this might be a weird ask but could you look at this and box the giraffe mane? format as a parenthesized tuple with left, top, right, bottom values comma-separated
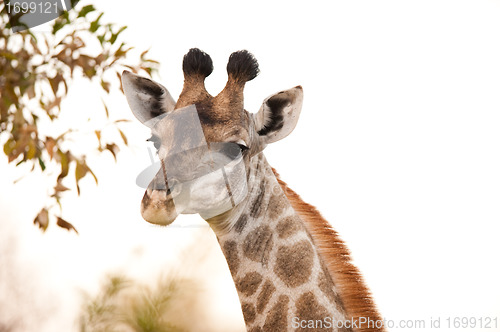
(272, 168, 385, 332)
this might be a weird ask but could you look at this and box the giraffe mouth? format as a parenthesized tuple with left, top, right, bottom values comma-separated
(140, 188, 179, 225)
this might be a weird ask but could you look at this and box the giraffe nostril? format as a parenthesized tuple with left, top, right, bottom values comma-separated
(166, 179, 178, 196)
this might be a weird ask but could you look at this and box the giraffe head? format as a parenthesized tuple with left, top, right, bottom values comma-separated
(122, 49, 303, 226)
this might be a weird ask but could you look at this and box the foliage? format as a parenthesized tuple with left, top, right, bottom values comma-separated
(0, 3, 159, 232)
(79, 274, 191, 332)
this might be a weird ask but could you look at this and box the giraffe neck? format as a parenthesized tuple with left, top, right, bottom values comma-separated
(209, 153, 351, 332)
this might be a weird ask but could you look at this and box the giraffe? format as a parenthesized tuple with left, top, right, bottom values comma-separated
(122, 48, 385, 332)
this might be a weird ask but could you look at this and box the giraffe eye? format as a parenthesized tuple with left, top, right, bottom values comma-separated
(220, 143, 241, 159)
(147, 135, 161, 150)
(237, 143, 249, 151)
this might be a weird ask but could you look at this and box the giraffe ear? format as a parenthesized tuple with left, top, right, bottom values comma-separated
(254, 86, 303, 144)
(122, 71, 176, 127)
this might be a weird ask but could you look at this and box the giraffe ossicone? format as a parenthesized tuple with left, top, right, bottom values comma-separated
(122, 48, 385, 331)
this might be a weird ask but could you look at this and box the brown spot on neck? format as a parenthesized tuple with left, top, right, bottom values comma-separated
(295, 292, 348, 332)
(241, 302, 257, 324)
(249, 178, 267, 218)
(263, 295, 289, 331)
(221, 241, 239, 275)
(242, 225, 273, 266)
(267, 185, 287, 219)
(276, 215, 303, 239)
(256, 279, 275, 314)
(234, 213, 248, 233)
(274, 240, 314, 288)
(236, 272, 263, 297)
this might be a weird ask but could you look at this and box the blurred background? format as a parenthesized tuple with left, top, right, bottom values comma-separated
(1, 0, 499, 331)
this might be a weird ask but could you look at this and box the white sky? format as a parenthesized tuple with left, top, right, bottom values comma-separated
(1, 0, 500, 331)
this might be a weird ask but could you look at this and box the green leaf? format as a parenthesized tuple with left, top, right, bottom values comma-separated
(26, 140, 37, 160)
(109, 34, 118, 45)
(75, 159, 98, 195)
(75, 160, 88, 195)
(56, 149, 70, 182)
(97, 34, 106, 45)
(3, 138, 15, 155)
(109, 26, 127, 45)
(144, 59, 160, 64)
(52, 21, 64, 34)
(116, 26, 127, 36)
(52, 13, 70, 34)
(38, 157, 46, 171)
(140, 49, 150, 59)
(100, 79, 110, 93)
(77, 5, 96, 18)
(84, 67, 97, 78)
(114, 42, 133, 58)
(89, 12, 104, 32)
